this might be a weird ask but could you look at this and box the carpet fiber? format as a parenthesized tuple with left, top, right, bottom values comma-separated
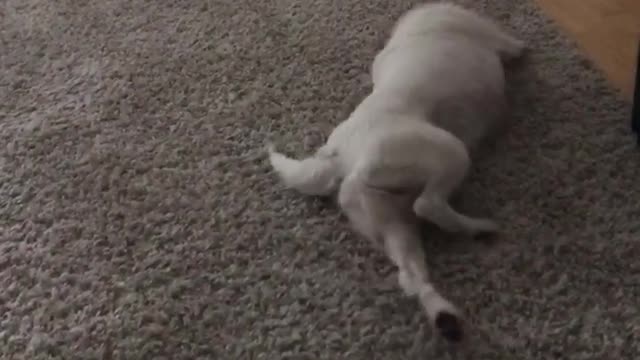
(1, 0, 638, 359)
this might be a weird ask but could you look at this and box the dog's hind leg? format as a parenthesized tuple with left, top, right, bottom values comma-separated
(337, 175, 464, 342)
(353, 124, 499, 236)
(268, 144, 341, 196)
(414, 190, 499, 236)
(384, 223, 465, 342)
(410, 142, 499, 236)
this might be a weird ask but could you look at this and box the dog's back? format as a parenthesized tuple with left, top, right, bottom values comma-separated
(370, 2, 522, 149)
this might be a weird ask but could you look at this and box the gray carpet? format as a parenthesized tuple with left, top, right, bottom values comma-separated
(1, 0, 638, 359)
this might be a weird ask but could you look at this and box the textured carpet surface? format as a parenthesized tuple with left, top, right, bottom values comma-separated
(1, 0, 638, 359)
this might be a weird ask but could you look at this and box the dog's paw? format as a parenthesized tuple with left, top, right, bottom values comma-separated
(435, 311, 464, 343)
(509, 39, 526, 57)
(265, 142, 277, 155)
(470, 218, 499, 236)
(501, 38, 527, 63)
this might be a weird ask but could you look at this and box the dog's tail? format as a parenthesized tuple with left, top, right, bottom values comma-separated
(267, 144, 341, 196)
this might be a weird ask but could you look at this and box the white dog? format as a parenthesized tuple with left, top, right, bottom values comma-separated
(268, 2, 524, 342)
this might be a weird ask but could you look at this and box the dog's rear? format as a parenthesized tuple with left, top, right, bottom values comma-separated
(267, 2, 524, 343)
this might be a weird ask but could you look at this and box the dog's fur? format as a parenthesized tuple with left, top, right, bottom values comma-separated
(268, 2, 524, 342)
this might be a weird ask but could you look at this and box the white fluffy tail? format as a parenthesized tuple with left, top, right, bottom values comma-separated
(267, 145, 341, 196)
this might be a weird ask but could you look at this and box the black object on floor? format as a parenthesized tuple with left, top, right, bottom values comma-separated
(633, 39, 640, 145)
